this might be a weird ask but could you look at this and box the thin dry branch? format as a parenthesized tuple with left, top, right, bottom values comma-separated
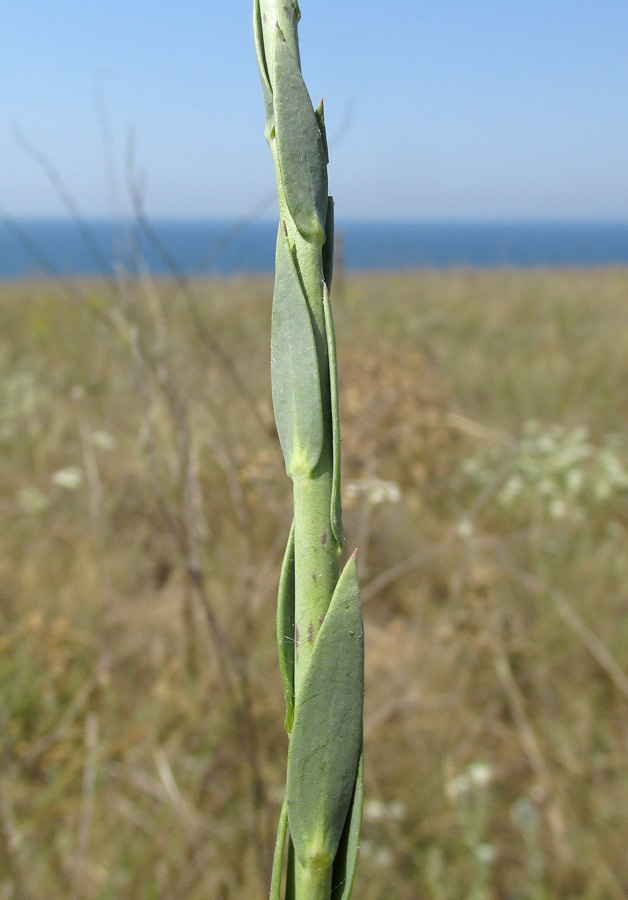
(497, 547, 628, 701)
(490, 616, 571, 864)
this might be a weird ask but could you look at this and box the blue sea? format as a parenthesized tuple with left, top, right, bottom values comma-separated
(1, 218, 628, 280)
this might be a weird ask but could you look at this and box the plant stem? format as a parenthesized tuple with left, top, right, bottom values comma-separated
(254, 4, 364, 897)
(293, 855, 333, 900)
(293, 469, 340, 691)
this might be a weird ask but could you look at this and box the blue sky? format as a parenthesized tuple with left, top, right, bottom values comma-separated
(1, 0, 627, 221)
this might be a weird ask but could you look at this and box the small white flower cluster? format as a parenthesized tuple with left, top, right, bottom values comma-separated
(462, 421, 628, 520)
(361, 798, 406, 870)
(89, 430, 116, 450)
(17, 431, 114, 514)
(474, 842, 497, 865)
(359, 840, 394, 869)
(363, 798, 406, 824)
(345, 478, 402, 506)
(51, 466, 84, 490)
(17, 467, 85, 513)
(445, 762, 494, 800)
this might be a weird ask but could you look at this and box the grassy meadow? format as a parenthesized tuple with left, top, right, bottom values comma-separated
(1, 266, 628, 898)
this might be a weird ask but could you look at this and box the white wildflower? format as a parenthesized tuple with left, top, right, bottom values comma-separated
(457, 519, 474, 539)
(498, 474, 524, 505)
(89, 430, 115, 450)
(364, 798, 406, 823)
(373, 847, 393, 869)
(536, 432, 557, 454)
(467, 762, 493, 788)
(363, 799, 386, 823)
(445, 773, 470, 800)
(345, 478, 401, 506)
(475, 843, 496, 865)
(565, 468, 584, 495)
(388, 801, 406, 821)
(549, 499, 566, 519)
(51, 466, 83, 490)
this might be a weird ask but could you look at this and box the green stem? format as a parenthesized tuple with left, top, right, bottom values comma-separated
(287, 221, 340, 699)
(254, 4, 364, 898)
(293, 854, 333, 900)
(292, 464, 340, 696)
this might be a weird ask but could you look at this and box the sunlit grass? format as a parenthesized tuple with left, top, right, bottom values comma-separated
(1, 268, 628, 898)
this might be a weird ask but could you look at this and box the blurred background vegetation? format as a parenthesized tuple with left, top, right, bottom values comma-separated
(1, 266, 628, 899)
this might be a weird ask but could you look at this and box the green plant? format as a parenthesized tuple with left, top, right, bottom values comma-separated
(253, 2, 364, 898)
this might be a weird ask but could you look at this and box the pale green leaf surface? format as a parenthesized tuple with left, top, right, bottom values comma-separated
(322, 280, 344, 547)
(322, 196, 334, 293)
(252, 0, 275, 136)
(277, 521, 296, 733)
(273, 31, 328, 244)
(286, 554, 363, 866)
(315, 98, 329, 165)
(285, 837, 296, 900)
(331, 751, 364, 900)
(271, 225, 324, 477)
(270, 799, 289, 900)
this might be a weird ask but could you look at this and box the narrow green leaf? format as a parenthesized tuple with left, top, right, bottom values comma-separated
(273, 30, 328, 244)
(252, 0, 275, 138)
(285, 836, 296, 900)
(271, 224, 324, 478)
(277, 521, 296, 733)
(270, 799, 289, 900)
(322, 280, 344, 547)
(315, 98, 329, 165)
(331, 751, 364, 900)
(286, 553, 364, 867)
(322, 195, 334, 293)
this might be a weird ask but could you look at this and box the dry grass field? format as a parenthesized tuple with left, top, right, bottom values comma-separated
(1, 267, 628, 899)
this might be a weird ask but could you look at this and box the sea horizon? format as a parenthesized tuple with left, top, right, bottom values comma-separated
(2, 217, 628, 281)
